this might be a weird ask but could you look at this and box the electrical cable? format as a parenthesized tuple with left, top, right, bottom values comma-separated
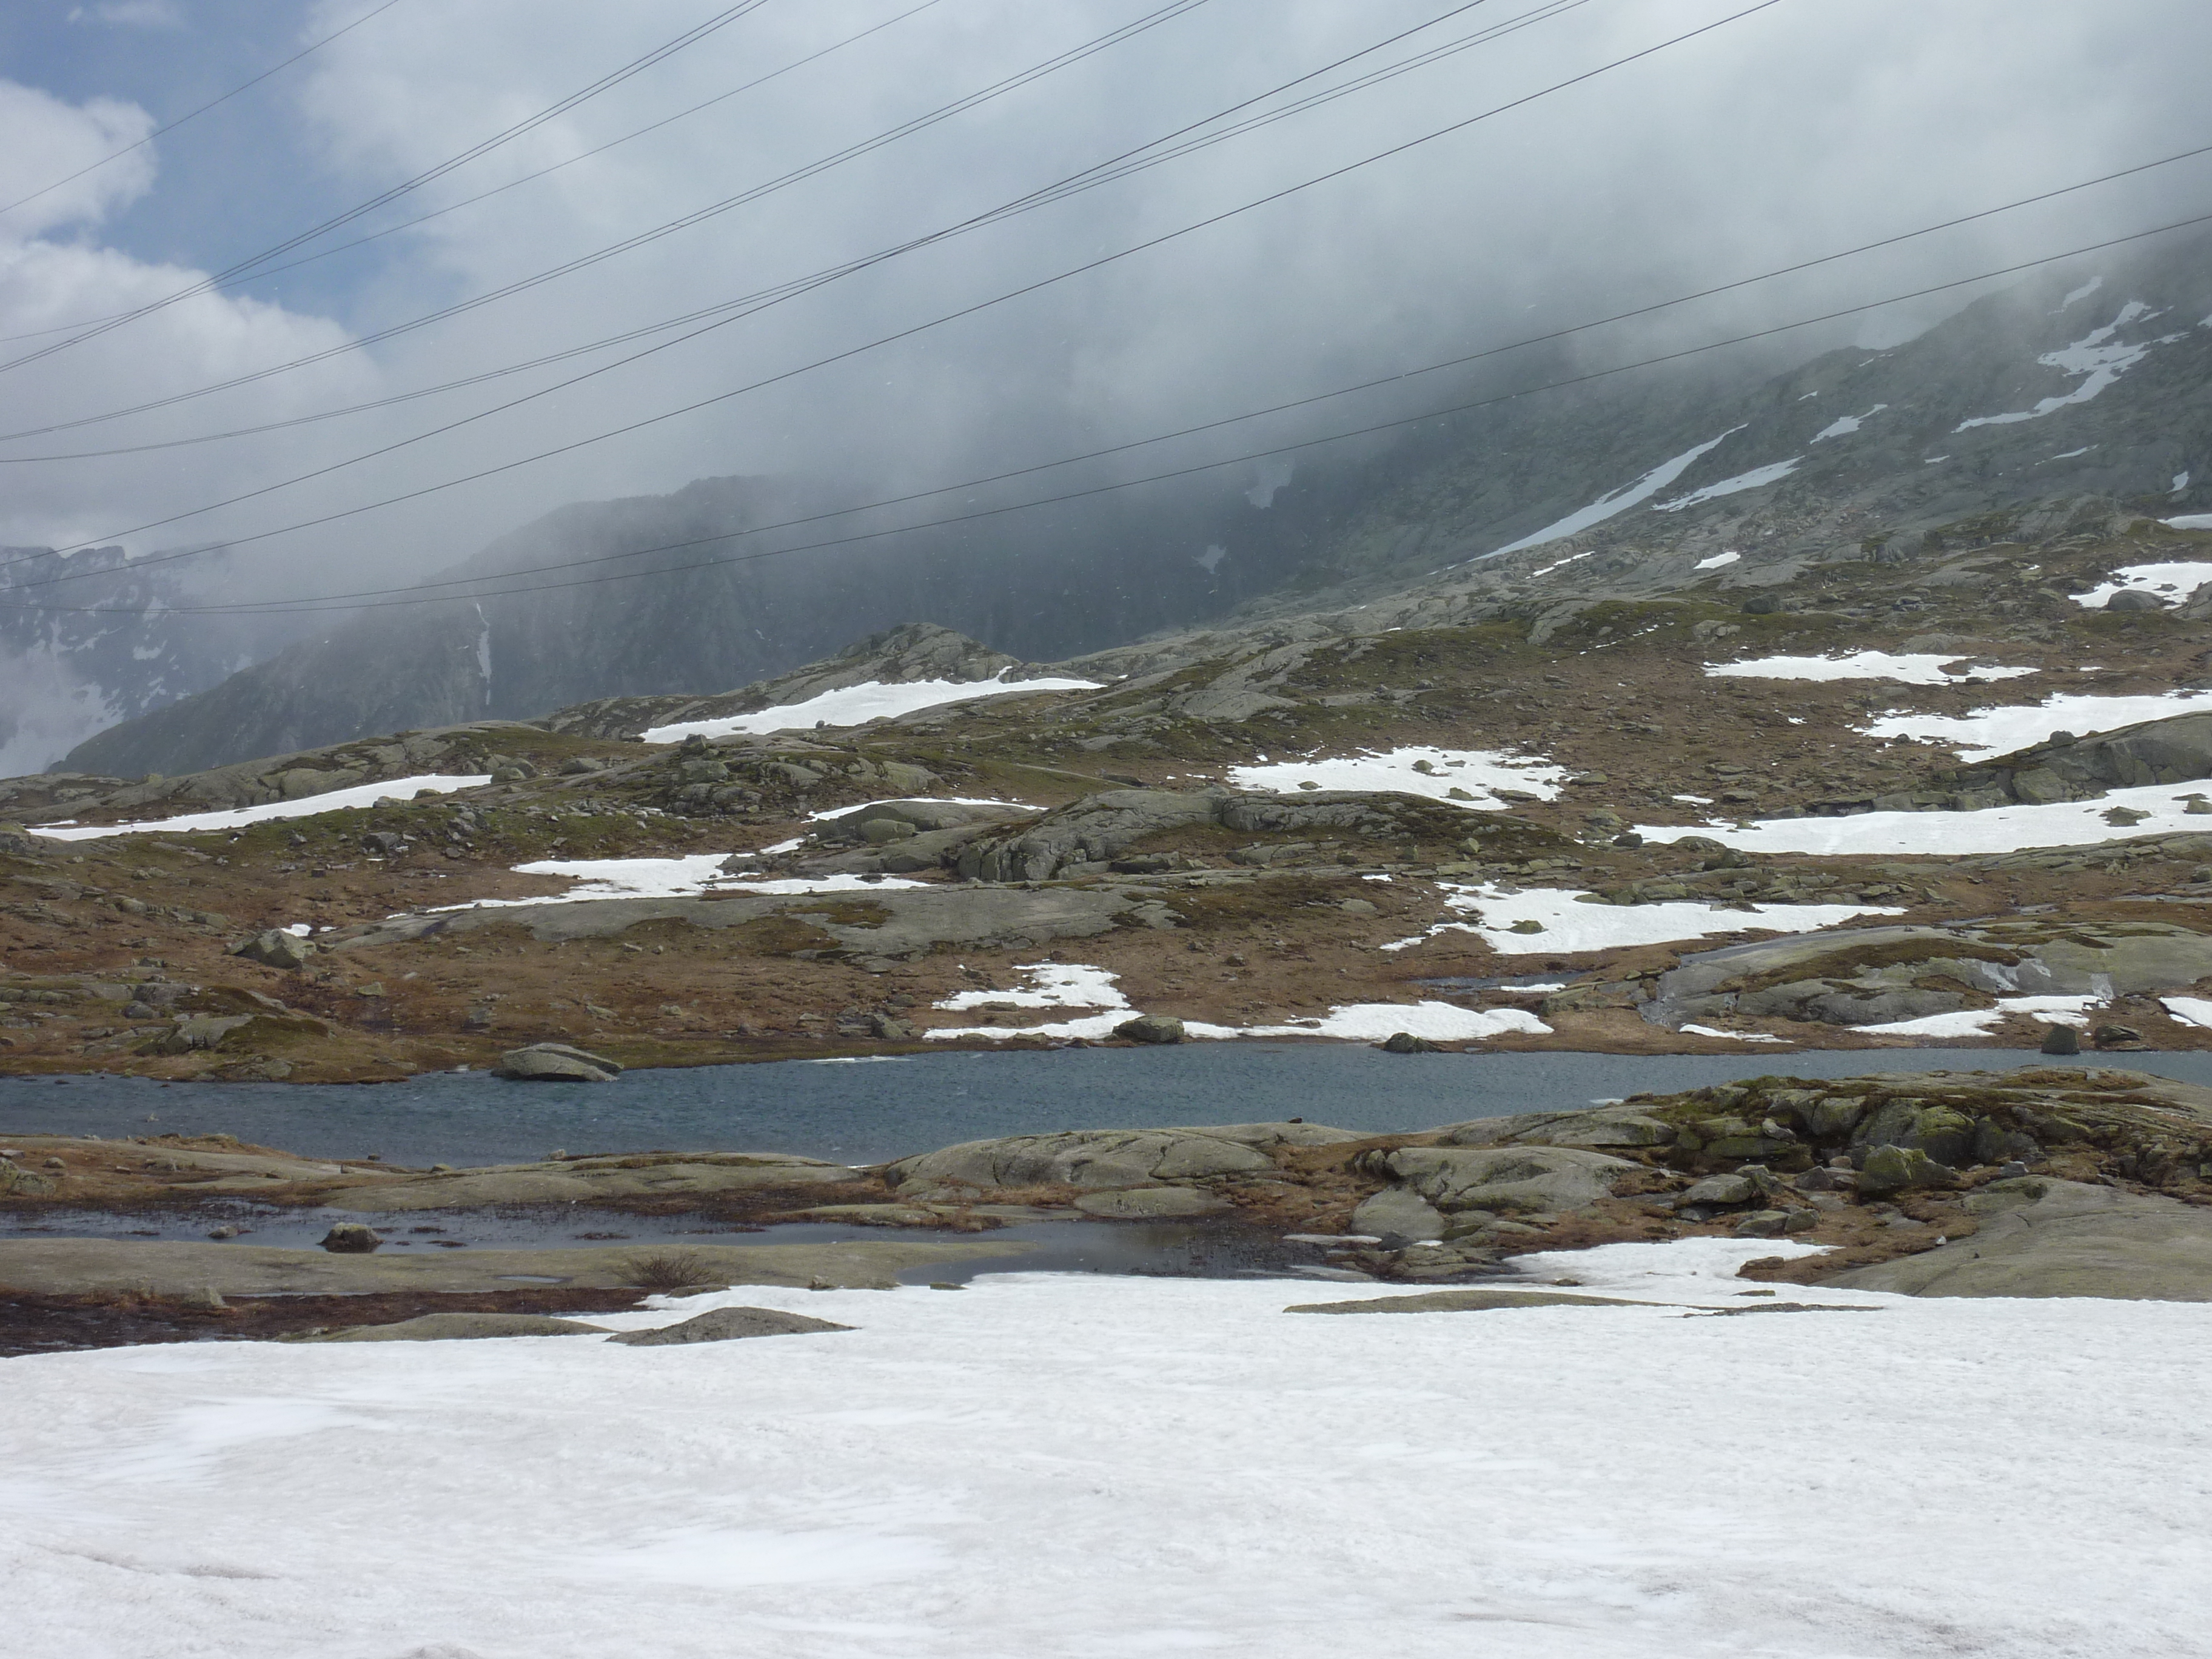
(0, 0, 776, 376)
(8, 0, 1775, 574)
(0, 0, 946, 346)
(17, 102, 2199, 478)
(15, 201, 2212, 619)
(0, 0, 407, 222)
(1, 0, 1441, 449)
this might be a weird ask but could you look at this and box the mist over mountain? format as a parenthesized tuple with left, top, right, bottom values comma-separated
(0, 544, 310, 776)
(52, 225, 2212, 782)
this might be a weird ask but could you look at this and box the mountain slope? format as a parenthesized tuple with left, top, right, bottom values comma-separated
(58, 232, 2212, 779)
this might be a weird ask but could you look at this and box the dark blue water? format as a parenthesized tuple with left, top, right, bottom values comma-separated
(5, 1045, 2210, 1168)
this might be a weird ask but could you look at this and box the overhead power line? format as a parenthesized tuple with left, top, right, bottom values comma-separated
(8, 110, 2194, 478)
(0, 0, 408, 222)
(12, 203, 2212, 620)
(0, 0, 1403, 450)
(122, 147, 2212, 611)
(8, 0, 1774, 577)
(0, 0, 776, 377)
(0, 0, 947, 346)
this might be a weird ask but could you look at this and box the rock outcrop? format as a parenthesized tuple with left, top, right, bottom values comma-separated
(606, 1306, 853, 1344)
(1825, 1176, 2212, 1299)
(495, 1042, 624, 1082)
(1643, 919, 2212, 1029)
(313, 1312, 612, 1341)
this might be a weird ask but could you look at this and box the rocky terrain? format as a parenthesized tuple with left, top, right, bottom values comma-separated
(8, 500, 2212, 1078)
(4, 1061, 2206, 1350)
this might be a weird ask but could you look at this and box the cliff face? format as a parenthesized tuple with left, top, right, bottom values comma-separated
(0, 545, 307, 777)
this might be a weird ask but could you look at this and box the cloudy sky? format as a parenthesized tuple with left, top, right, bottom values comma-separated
(2, 0, 2210, 607)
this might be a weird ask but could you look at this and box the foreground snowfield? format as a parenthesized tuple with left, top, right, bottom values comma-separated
(5, 1245, 2210, 1659)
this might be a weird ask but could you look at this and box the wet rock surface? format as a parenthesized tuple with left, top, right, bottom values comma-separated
(606, 1305, 853, 1345)
(10, 1063, 2208, 1355)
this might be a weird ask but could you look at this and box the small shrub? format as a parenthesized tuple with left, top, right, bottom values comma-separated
(619, 1250, 715, 1291)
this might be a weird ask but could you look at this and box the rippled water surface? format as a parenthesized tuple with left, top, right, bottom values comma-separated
(6, 1045, 2209, 1167)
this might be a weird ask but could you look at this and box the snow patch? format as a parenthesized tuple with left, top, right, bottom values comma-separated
(1528, 550, 1593, 578)
(2159, 995, 2212, 1029)
(1679, 1023, 1788, 1043)
(1852, 994, 2101, 1038)
(1636, 779, 2212, 857)
(28, 776, 492, 841)
(642, 674, 1102, 743)
(1865, 688, 2212, 760)
(1653, 457, 1801, 512)
(46, 1264, 2212, 1659)
(1811, 404, 1886, 442)
(425, 858, 927, 913)
(1483, 428, 1741, 556)
(934, 963, 1125, 1013)
(923, 964, 1549, 1044)
(2163, 514, 2212, 531)
(1228, 746, 1564, 807)
(1956, 304, 2177, 429)
(808, 796, 1038, 823)
(1693, 551, 1740, 571)
(1381, 884, 1902, 957)
(1706, 652, 2037, 686)
(2070, 561, 2212, 609)
(2057, 275, 2103, 309)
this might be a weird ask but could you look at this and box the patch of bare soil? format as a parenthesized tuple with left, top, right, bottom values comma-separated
(0, 1285, 649, 1356)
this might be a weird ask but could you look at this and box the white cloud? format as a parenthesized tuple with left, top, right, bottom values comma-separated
(69, 1, 187, 28)
(0, 79, 382, 558)
(0, 0, 2205, 610)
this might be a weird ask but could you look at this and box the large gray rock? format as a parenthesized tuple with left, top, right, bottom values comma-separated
(956, 789, 1228, 882)
(1644, 919, 2212, 1029)
(495, 1043, 622, 1082)
(1437, 1105, 1676, 1150)
(951, 787, 1458, 882)
(1349, 1185, 1447, 1240)
(1173, 1121, 1364, 1149)
(607, 1306, 852, 1344)
(231, 930, 315, 970)
(332, 883, 1182, 957)
(314, 1312, 610, 1342)
(1287, 1287, 1656, 1314)
(1823, 1177, 2212, 1300)
(887, 1129, 1275, 1193)
(1365, 1145, 1638, 1216)
(1114, 1014, 1185, 1045)
(1953, 707, 2212, 802)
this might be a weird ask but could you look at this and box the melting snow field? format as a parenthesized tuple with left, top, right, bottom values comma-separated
(1653, 455, 1801, 512)
(923, 962, 1549, 1044)
(426, 857, 926, 913)
(640, 675, 1102, 742)
(1852, 993, 2103, 1039)
(1483, 428, 1740, 557)
(1705, 651, 2037, 687)
(1637, 780, 2212, 857)
(1228, 746, 1564, 806)
(2070, 560, 2212, 609)
(27, 776, 492, 842)
(5, 1261, 2211, 1658)
(1955, 301, 2178, 429)
(1863, 688, 2212, 761)
(1383, 885, 1902, 956)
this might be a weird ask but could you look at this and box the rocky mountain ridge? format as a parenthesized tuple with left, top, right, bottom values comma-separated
(56, 233, 2212, 779)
